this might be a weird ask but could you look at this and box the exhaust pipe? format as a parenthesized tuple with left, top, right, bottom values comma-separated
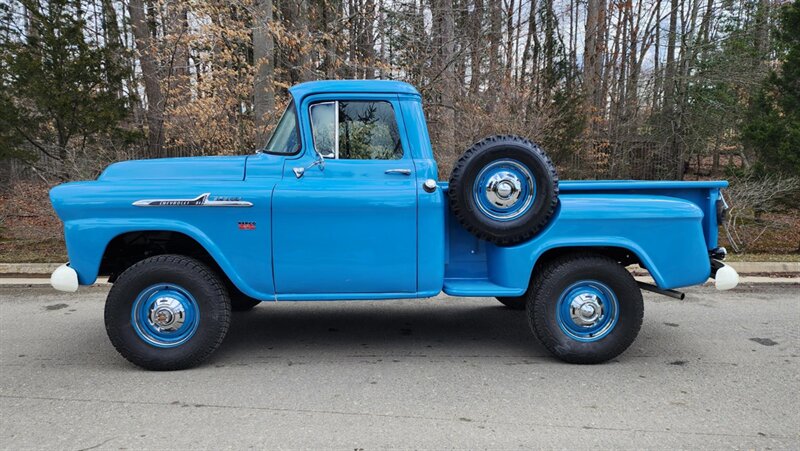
(636, 281, 685, 300)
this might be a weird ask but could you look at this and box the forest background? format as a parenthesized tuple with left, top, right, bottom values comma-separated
(1, 0, 799, 261)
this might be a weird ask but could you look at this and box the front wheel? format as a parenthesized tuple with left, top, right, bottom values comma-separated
(528, 254, 643, 364)
(104, 255, 231, 370)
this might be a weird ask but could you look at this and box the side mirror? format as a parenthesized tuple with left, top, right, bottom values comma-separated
(293, 150, 325, 179)
(312, 149, 326, 171)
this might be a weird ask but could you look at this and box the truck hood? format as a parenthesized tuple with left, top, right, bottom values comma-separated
(98, 155, 248, 181)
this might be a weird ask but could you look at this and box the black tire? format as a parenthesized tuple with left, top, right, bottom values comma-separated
(496, 296, 526, 310)
(448, 135, 558, 246)
(527, 254, 643, 364)
(105, 255, 231, 370)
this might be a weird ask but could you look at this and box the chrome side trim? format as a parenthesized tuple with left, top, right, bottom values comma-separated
(132, 193, 253, 207)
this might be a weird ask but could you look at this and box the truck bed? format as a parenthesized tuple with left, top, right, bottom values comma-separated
(442, 180, 727, 296)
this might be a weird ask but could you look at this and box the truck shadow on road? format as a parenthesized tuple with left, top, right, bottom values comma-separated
(215, 302, 551, 362)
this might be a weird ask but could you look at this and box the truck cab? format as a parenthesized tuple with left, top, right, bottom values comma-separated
(49, 80, 739, 370)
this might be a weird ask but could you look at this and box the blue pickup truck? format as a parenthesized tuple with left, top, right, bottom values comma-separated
(49, 80, 738, 370)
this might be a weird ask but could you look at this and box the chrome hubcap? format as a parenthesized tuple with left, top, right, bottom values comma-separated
(131, 283, 200, 348)
(473, 159, 536, 221)
(556, 280, 619, 342)
(485, 171, 522, 207)
(569, 293, 604, 327)
(148, 297, 186, 332)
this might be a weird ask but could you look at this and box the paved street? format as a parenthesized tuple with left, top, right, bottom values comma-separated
(1, 284, 798, 449)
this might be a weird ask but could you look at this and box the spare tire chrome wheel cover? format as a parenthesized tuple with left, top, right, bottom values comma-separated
(473, 159, 536, 221)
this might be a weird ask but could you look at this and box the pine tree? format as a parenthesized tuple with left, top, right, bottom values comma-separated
(0, 0, 131, 179)
(742, 0, 800, 176)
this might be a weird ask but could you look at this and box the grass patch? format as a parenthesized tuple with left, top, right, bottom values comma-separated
(0, 237, 67, 263)
(725, 253, 800, 262)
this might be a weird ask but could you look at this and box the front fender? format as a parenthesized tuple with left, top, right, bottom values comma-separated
(51, 180, 275, 299)
(63, 219, 272, 298)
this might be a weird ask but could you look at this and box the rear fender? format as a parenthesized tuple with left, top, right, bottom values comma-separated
(448, 194, 711, 292)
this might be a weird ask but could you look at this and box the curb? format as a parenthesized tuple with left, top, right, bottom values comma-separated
(627, 261, 799, 276)
(0, 263, 62, 276)
(726, 261, 800, 273)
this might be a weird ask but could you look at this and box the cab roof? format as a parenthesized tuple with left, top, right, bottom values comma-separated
(288, 80, 420, 102)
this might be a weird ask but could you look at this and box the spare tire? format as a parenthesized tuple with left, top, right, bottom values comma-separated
(448, 135, 558, 246)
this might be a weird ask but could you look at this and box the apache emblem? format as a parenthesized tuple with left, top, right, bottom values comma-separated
(132, 193, 252, 207)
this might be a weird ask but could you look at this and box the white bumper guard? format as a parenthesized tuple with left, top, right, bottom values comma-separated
(50, 263, 79, 292)
(713, 261, 739, 291)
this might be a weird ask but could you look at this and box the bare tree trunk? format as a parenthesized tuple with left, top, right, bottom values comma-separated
(410, 0, 425, 86)
(24, 1, 38, 41)
(542, 0, 555, 90)
(100, 0, 121, 47)
(254, 0, 275, 142)
(663, 0, 680, 178)
(363, 0, 377, 78)
(753, 0, 770, 66)
(322, 0, 340, 78)
(377, 0, 386, 78)
(297, 0, 312, 81)
(652, 0, 661, 110)
(166, 2, 189, 106)
(505, 0, 515, 82)
(128, 0, 165, 156)
(663, 0, 678, 112)
(468, 0, 484, 95)
(584, 0, 605, 112)
(513, 0, 522, 83)
(487, 0, 501, 110)
(438, 0, 457, 173)
(521, 0, 538, 87)
(613, 1, 629, 122)
(100, 0, 125, 99)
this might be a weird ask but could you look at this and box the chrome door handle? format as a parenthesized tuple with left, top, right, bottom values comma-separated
(385, 169, 411, 175)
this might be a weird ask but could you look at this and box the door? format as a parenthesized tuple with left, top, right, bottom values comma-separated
(272, 98, 418, 296)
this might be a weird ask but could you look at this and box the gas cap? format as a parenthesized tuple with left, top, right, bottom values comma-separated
(423, 179, 437, 193)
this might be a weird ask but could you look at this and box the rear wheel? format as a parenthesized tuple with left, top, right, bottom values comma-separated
(104, 255, 231, 370)
(527, 254, 643, 364)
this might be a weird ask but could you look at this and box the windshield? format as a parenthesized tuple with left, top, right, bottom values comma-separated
(262, 102, 300, 154)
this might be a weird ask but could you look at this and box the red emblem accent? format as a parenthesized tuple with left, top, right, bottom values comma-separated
(238, 222, 256, 230)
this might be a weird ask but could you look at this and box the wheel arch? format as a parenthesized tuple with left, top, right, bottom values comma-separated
(529, 243, 653, 286)
(100, 230, 218, 280)
(96, 229, 249, 299)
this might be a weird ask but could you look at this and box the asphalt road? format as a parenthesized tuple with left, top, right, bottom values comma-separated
(1, 284, 798, 449)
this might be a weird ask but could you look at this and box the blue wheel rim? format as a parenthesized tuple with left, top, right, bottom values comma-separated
(473, 159, 536, 221)
(556, 280, 619, 342)
(131, 283, 200, 348)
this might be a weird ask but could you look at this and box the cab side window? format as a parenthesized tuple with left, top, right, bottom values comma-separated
(309, 100, 402, 160)
(309, 102, 336, 158)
